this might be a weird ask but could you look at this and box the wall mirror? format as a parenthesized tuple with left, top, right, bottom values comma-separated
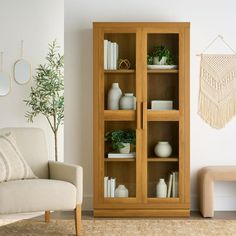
(0, 52, 11, 96)
(0, 71, 11, 96)
(14, 40, 31, 84)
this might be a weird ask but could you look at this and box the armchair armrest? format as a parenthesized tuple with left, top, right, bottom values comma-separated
(48, 161, 83, 204)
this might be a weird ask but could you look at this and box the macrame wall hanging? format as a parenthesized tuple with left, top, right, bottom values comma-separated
(197, 35, 236, 129)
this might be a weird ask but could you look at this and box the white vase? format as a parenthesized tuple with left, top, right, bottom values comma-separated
(119, 93, 136, 110)
(107, 83, 122, 110)
(119, 143, 130, 154)
(156, 178, 167, 198)
(153, 56, 167, 65)
(154, 141, 172, 158)
(115, 185, 129, 198)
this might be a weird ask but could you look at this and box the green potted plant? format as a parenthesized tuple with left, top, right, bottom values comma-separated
(151, 45, 174, 65)
(105, 130, 136, 154)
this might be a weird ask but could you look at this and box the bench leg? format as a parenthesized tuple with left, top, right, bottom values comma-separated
(75, 204, 81, 236)
(45, 211, 50, 223)
(200, 175, 214, 217)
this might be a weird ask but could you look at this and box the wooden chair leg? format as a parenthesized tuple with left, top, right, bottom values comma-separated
(75, 204, 81, 236)
(45, 211, 50, 223)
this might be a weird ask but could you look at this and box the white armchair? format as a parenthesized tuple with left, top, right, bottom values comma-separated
(0, 128, 83, 235)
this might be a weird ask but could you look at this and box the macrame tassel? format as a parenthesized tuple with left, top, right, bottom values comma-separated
(198, 91, 236, 129)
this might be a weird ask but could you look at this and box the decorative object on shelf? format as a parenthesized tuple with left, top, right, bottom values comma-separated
(147, 45, 177, 70)
(14, 40, 31, 85)
(24, 40, 64, 162)
(107, 82, 122, 110)
(0, 52, 11, 96)
(105, 130, 136, 154)
(156, 178, 167, 198)
(197, 35, 236, 129)
(118, 59, 131, 70)
(154, 141, 172, 158)
(115, 184, 129, 198)
(151, 100, 173, 110)
(119, 93, 136, 110)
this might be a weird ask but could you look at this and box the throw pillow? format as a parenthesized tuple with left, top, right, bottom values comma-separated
(0, 132, 37, 182)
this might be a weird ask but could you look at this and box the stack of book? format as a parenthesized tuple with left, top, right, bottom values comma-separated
(167, 171, 179, 198)
(104, 176, 116, 198)
(108, 152, 136, 158)
(104, 40, 119, 70)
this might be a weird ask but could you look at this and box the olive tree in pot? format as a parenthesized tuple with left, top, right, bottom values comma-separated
(24, 40, 64, 161)
(105, 130, 136, 154)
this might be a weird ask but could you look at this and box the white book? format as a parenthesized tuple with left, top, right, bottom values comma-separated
(107, 41, 112, 70)
(110, 178, 116, 198)
(167, 174, 173, 198)
(104, 40, 108, 70)
(107, 179, 111, 197)
(108, 152, 136, 158)
(172, 172, 176, 198)
(110, 42, 115, 70)
(104, 176, 108, 198)
(113, 43, 118, 70)
(116, 43, 119, 70)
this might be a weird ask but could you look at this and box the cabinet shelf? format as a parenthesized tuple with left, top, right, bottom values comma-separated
(104, 110, 136, 121)
(105, 158, 136, 162)
(105, 69, 135, 74)
(147, 110, 179, 121)
(147, 69, 178, 74)
(148, 157, 178, 162)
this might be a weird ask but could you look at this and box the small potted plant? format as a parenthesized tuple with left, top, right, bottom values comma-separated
(151, 45, 174, 65)
(105, 130, 136, 154)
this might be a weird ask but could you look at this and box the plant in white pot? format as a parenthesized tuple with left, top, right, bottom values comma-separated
(105, 130, 136, 154)
(151, 45, 175, 65)
(24, 40, 64, 162)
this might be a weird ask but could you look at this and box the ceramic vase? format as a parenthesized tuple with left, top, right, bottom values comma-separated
(119, 93, 136, 110)
(119, 143, 130, 154)
(107, 83, 122, 110)
(156, 178, 167, 198)
(154, 141, 172, 158)
(153, 56, 167, 65)
(115, 185, 129, 198)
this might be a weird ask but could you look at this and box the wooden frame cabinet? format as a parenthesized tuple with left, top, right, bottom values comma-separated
(93, 22, 190, 217)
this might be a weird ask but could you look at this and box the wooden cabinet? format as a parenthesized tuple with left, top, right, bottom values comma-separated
(93, 22, 190, 217)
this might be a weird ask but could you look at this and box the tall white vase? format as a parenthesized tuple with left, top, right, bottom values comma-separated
(107, 83, 122, 110)
(156, 178, 167, 198)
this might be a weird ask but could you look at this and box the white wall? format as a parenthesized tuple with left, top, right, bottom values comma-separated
(65, 0, 236, 210)
(0, 0, 64, 161)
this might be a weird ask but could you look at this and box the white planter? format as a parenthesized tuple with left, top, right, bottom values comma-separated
(119, 143, 130, 154)
(115, 185, 129, 198)
(119, 93, 136, 110)
(153, 56, 167, 65)
(156, 178, 167, 198)
(154, 141, 172, 158)
(107, 83, 122, 110)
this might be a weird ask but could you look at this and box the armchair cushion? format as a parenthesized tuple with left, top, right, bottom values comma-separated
(0, 179, 76, 214)
(49, 161, 83, 204)
(0, 133, 37, 182)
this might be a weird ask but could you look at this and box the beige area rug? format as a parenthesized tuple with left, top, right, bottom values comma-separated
(0, 219, 236, 236)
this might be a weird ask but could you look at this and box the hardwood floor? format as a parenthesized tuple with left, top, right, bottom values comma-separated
(34, 211, 236, 220)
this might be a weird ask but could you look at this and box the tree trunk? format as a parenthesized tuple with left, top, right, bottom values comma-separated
(54, 130, 58, 161)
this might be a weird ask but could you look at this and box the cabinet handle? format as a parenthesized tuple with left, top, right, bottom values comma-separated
(142, 101, 147, 130)
(136, 101, 141, 130)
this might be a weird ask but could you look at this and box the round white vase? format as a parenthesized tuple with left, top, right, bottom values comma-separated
(115, 185, 129, 198)
(119, 143, 130, 154)
(154, 141, 172, 158)
(107, 83, 122, 110)
(156, 178, 167, 198)
(119, 93, 136, 110)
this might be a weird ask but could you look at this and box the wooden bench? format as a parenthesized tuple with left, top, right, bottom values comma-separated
(198, 166, 236, 217)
